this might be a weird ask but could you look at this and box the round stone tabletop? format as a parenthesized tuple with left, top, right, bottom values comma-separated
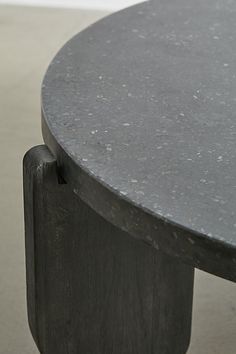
(42, 0, 236, 280)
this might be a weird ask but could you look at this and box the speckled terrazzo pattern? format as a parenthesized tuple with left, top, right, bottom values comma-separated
(42, 0, 236, 248)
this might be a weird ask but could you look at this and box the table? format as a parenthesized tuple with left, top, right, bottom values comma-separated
(23, 0, 236, 353)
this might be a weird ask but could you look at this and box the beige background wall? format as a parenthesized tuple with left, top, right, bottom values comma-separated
(0, 5, 236, 354)
(0, 0, 142, 11)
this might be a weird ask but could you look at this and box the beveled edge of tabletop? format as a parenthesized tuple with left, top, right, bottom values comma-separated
(42, 108, 236, 282)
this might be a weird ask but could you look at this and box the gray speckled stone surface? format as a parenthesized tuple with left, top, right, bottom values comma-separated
(42, 0, 236, 279)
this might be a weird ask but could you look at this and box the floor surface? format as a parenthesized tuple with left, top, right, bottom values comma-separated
(0, 5, 236, 353)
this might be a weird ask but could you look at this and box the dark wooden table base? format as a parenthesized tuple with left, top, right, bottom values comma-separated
(23, 145, 194, 354)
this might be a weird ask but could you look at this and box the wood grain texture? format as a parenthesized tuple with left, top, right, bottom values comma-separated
(23, 145, 194, 354)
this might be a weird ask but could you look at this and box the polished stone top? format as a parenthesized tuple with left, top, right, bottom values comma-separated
(42, 0, 236, 278)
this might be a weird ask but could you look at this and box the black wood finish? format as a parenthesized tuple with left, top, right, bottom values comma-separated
(24, 145, 194, 354)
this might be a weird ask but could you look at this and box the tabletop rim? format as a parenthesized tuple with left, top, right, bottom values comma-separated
(41, 0, 236, 281)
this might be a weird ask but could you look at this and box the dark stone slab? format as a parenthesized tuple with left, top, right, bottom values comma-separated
(42, 0, 236, 280)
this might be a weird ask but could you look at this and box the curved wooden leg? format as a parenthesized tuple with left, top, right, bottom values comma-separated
(23, 145, 194, 354)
